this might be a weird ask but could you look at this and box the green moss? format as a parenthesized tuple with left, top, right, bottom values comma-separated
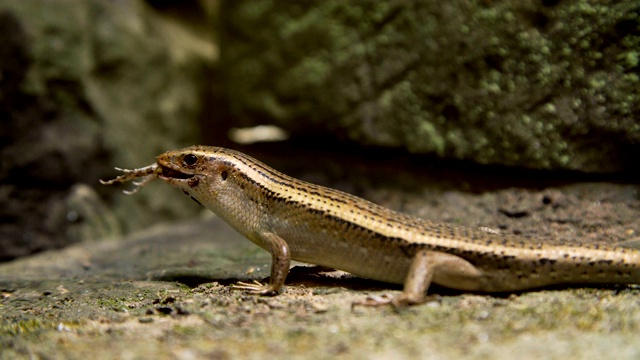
(222, 1, 640, 171)
(621, 51, 639, 68)
(172, 325, 199, 336)
(0, 318, 48, 336)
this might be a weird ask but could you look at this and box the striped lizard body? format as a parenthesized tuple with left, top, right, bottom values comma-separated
(101, 146, 640, 306)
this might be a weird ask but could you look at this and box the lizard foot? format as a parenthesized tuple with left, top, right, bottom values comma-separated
(351, 293, 441, 310)
(351, 294, 394, 309)
(389, 293, 441, 307)
(230, 280, 279, 296)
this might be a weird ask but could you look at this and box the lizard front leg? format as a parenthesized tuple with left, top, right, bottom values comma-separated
(232, 232, 291, 295)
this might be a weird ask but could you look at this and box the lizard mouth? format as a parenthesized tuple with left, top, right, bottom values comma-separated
(159, 165, 196, 180)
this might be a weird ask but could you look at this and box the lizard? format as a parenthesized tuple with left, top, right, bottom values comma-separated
(100, 145, 640, 306)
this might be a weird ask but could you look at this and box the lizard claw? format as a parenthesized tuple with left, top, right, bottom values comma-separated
(231, 280, 279, 296)
(351, 293, 441, 310)
(351, 294, 394, 310)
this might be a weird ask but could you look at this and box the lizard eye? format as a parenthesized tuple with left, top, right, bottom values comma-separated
(183, 154, 198, 166)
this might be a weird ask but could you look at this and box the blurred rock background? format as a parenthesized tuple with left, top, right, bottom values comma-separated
(221, 0, 639, 170)
(0, 0, 216, 260)
(1, 0, 638, 261)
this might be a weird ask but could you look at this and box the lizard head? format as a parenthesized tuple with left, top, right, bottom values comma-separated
(156, 145, 272, 229)
(155, 145, 252, 210)
(156, 146, 219, 191)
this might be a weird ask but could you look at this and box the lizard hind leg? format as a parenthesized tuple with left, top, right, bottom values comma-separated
(354, 250, 485, 308)
(397, 250, 485, 306)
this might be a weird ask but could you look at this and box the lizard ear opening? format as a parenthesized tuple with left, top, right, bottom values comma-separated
(221, 170, 228, 181)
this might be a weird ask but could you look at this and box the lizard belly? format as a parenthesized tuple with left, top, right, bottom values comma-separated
(274, 223, 412, 285)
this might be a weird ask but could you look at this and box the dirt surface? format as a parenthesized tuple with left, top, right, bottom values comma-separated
(2, 160, 640, 359)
